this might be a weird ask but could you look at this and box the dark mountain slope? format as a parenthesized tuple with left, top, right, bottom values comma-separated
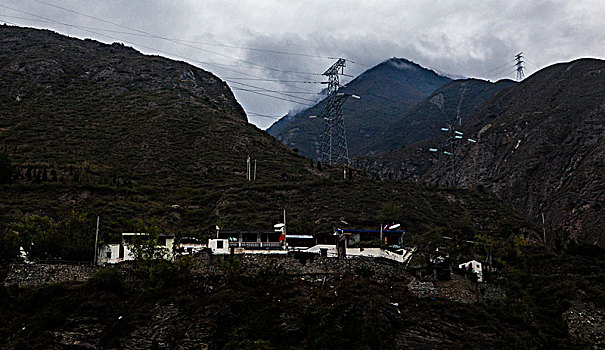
(0, 26, 539, 245)
(0, 26, 314, 189)
(358, 59, 605, 246)
(360, 78, 515, 155)
(268, 58, 451, 159)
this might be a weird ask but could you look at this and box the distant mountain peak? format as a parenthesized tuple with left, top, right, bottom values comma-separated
(385, 57, 418, 70)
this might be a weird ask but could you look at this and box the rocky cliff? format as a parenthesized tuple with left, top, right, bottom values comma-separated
(358, 59, 605, 246)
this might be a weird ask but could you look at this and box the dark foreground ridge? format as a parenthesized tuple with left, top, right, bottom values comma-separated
(1, 246, 604, 349)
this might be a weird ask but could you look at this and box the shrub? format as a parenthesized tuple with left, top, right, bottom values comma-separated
(85, 268, 125, 293)
(0, 153, 14, 184)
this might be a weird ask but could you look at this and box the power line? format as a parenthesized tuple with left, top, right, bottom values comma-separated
(232, 87, 314, 106)
(0, 13, 330, 82)
(485, 64, 516, 80)
(0, 17, 311, 109)
(221, 77, 322, 83)
(26, 0, 325, 81)
(0, 5, 324, 101)
(232, 88, 323, 95)
(28, 0, 337, 61)
(4, 3, 370, 98)
(247, 112, 284, 120)
(225, 80, 319, 103)
(479, 58, 516, 77)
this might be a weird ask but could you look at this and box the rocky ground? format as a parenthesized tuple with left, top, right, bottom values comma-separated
(407, 274, 506, 303)
(563, 302, 605, 348)
(1, 247, 603, 349)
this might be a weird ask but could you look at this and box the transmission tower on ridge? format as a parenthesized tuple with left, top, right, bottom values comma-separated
(515, 52, 525, 81)
(318, 58, 356, 166)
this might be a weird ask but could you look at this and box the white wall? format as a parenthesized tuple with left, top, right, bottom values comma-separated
(208, 239, 229, 254)
(459, 260, 483, 282)
(97, 244, 121, 264)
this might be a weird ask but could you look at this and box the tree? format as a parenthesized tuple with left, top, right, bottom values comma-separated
(12, 215, 57, 260)
(57, 210, 94, 261)
(0, 153, 14, 184)
(129, 221, 169, 265)
(11, 212, 94, 261)
(0, 221, 19, 262)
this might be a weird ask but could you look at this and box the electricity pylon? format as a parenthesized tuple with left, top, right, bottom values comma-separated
(318, 58, 352, 166)
(515, 52, 525, 81)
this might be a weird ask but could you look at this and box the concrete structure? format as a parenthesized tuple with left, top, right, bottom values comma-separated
(459, 260, 483, 282)
(304, 245, 414, 264)
(337, 228, 406, 246)
(175, 237, 206, 255)
(208, 239, 229, 254)
(97, 232, 175, 265)
(208, 238, 288, 255)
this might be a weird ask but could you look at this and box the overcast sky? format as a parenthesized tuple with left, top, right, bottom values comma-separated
(2, 0, 604, 129)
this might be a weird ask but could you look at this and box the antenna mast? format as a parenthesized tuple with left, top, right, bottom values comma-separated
(319, 58, 351, 165)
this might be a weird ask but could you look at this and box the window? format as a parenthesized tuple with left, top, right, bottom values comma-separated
(217, 240, 224, 249)
(106, 251, 112, 259)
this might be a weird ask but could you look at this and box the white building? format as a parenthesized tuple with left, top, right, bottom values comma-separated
(175, 237, 206, 255)
(97, 233, 175, 265)
(459, 260, 483, 282)
(208, 238, 288, 255)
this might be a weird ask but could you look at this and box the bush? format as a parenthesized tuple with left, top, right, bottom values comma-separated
(85, 268, 125, 293)
(0, 153, 14, 184)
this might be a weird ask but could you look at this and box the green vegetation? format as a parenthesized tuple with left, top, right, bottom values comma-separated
(0, 243, 602, 348)
(0, 153, 14, 184)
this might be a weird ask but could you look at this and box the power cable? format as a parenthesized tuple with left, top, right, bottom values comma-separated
(232, 87, 313, 106)
(27, 0, 324, 81)
(226, 80, 318, 103)
(479, 59, 516, 76)
(0, 13, 328, 82)
(0, 5, 320, 105)
(246, 112, 284, 120)
(29, 0, 336, 61)
(485, 64, 516, 80)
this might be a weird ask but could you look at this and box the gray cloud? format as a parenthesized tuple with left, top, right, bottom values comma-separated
(1, 0, 604, 129)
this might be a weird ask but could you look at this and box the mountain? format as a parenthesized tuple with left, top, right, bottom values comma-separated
(359, 78, 516, 155)
(2, 26, 604, 350)
(357, 59, 605, 246)
(267, 58, 451, 159)
(0, 26, 538, 243)
(0, 26, 312, 188)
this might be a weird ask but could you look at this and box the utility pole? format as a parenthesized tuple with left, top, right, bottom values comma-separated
(93, 216, 99, 266)
(515, 52, 525, 81)
(283, 209, 287, 247)
(318, 58, 357, 166)
(246, 155, 251, 181)
(542, 212, 546, 246)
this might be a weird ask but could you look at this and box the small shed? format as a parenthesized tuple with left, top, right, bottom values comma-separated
(459, 260, 483, 282)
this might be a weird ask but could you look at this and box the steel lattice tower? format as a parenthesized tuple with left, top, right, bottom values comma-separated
(319, 58, 351, 165)
(515, 52, 525, 81)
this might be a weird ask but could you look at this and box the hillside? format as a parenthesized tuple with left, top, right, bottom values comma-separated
(0, 26, 313, 188)
(0, 26, 544, 247)
(359, 78, 515, 155)
(3, 245, 604, 349)
(2, 25, 604, 350)
(357, 59, 605, 246)
(267, 58, 451, 159)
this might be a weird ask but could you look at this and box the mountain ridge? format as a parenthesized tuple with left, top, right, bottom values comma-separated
(357, 58, 605, 246)
(0, 26, 539, 242)
(268, 57, 452, 158)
